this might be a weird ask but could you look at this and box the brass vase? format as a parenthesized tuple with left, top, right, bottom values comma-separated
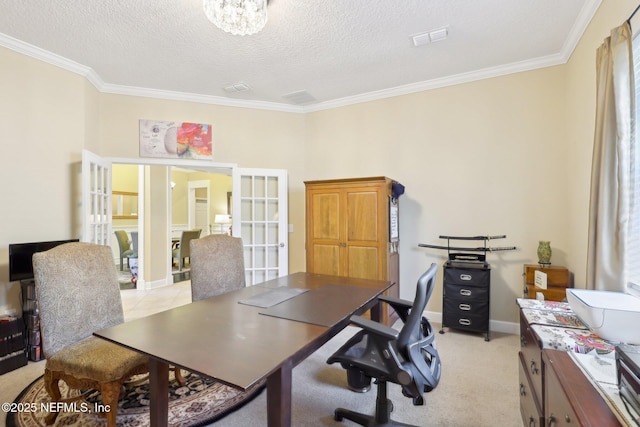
(537, 241, 552, 265)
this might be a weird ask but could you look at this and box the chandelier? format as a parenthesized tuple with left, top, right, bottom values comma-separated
(203, 0, 268, 36)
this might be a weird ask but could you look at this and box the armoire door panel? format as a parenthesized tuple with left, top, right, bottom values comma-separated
(312, 245, 340, 276)
(346, 191, 379, 242)
(305, 177, 398, 326)
(311, 193, 340, 240)
(347, 246, 379, 280)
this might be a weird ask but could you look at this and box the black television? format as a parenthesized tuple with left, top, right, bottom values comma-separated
(9, 239, 79, 282)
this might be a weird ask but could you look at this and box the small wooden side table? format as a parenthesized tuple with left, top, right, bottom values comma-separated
(523, 264, 571, 302)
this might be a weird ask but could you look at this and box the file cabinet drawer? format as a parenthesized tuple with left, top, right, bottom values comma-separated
(444, 267, 490, 287)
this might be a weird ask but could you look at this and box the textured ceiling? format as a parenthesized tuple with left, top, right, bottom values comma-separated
(0, 0, 601, 111)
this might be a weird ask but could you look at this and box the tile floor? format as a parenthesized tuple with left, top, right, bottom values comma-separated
(121, 280, 192, 321)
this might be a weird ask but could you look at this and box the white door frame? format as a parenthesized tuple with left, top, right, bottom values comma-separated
(84, 155, 289, 289)
(86, 153, 236, 289)
(188, 180, 211, 234)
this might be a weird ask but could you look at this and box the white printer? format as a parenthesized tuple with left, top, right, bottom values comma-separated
(566, 282, 640, 345)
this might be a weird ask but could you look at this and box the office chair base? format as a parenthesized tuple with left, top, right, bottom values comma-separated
(334, 381, 419, 427)
(334, 407, 418, 427)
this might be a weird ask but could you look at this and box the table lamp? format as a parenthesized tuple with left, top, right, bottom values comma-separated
(214, 214, 231, 234)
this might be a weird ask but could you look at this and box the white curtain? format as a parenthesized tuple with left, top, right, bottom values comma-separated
(586, 23, 635, 291)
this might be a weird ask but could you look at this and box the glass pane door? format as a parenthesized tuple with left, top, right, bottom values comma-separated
(82, 150, 112, 244)
(232, 168, 288, 285)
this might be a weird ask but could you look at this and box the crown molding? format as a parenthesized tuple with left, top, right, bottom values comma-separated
(0, 32, 304, 113)
(0, 0, 601, 114)
(559, 0, 602, 62)
(100, 83, 305, 113)
(0, 32, 104, 85)
(304, 0, 602, 113)
(302, 53, 566, 113)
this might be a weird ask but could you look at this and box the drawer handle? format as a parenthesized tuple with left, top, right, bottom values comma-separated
(460, 274, 472, 281)
(459, 289, 472, 296)
(547, 415, 556, 427)
(521, 335, 527, 347)
(530, 360, 539, 375)
(519, 383, 526, 396)
(459, 303, 471, 311)
(458, 319, 471, 326)
(529, 416, 536, 427)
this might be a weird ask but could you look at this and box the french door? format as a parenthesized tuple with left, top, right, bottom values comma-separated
(232, 168, 289, 285)
(81, 151, 289, 288)
(81, 150, 112, 245)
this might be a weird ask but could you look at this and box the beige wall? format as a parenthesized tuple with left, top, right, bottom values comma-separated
(0, 1, 637, 327)
(305, 66, 569, 322)
(170, 170, 232, 229)
(0, 47, 89, 313)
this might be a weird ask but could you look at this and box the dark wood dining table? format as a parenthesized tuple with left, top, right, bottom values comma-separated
(94, 272, 394, 427)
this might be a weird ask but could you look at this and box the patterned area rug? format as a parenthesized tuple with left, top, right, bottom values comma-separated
(7, 371, 265, 427)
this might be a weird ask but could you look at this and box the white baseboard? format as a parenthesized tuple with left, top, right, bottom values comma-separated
(143, 278, 171, 290)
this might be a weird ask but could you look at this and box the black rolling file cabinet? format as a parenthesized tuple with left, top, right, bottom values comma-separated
(442, 259, 491, 340)
(419, 234, 516, 342)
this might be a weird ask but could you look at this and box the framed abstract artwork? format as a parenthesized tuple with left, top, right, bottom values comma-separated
(139, 120, 213, 160)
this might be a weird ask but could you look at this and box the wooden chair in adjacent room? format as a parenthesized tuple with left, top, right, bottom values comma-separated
(33, 242, 148, 427)
(172, 229, 202, 271)
(114, 230, 133, 271)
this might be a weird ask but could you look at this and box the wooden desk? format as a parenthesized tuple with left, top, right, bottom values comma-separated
(95, 272, 393, 427)
(543, 349, 622, 426)
(518, 300, 622, 426)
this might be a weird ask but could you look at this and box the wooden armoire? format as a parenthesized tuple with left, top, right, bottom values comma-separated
(304, 177, 400, 325)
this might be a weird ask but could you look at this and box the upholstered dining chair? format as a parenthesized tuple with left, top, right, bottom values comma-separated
(172, 229, 202, 271)
(327, 263, 441, 426)
(168, 234, 246, 386)
(189, 234, 246, 302)
(33, 242, 148, 427)
(114, 230, 133, 270)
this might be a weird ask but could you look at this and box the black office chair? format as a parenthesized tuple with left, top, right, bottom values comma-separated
(327, 263, 441, 427)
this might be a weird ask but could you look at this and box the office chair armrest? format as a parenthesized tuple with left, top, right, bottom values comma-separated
(378, 295, 412, 308)
(378, 295, 413, 323)
(349, 315, 399, 340)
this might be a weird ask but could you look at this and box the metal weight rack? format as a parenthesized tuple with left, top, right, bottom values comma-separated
(419, 235, 516, 341)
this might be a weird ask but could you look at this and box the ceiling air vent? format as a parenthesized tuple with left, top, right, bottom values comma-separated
(282, 90, 316, 105)
(411, 27, 449, 47)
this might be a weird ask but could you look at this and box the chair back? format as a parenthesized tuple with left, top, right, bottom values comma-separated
(131, 231, 138, 253)
(190, 234, 246, 301)
(178, 229, 202, 259)
(397, 263, 438, 351)
(114, 230, 131, 252)
(33, 242, 125, 357)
